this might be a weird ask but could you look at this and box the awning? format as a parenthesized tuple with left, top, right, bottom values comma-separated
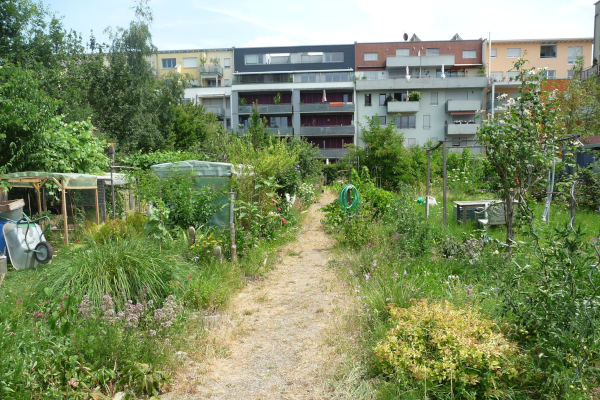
(451, 111, 476, 115)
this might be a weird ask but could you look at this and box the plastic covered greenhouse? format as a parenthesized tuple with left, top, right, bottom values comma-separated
(149, 161, 237, 226)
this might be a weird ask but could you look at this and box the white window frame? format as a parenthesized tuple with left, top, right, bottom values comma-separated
(423, 115, 431, 130)
(245, 54, 258, 65)
(545, 70, 556, 79)
(407, 138, 417, 146)
(396, 48, 410, 56)
(463, 50, 476, 59)
(183, 57, 198, 68)
(567, 46, 583, 65)
(490, 49, 497, 58)
(224, 58, 231, 68)
(426, 48, 440, 56)
(430, 92, 438, 106)
(364, 52, 379, 61)
(507, 48, 521, 58)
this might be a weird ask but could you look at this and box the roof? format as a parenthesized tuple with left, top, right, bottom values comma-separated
(156, 48, 234, 54)
(2, 172, 98, 189)
(486, 38, 593, 44)
(150, 161, 238, 177)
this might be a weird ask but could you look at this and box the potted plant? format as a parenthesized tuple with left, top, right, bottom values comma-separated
(408, 91, 422, 102)
(273, 92, 282, 105)
(240, 97, 247, 106)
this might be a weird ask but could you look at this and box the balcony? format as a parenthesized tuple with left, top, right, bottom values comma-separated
(299, 126, 355, 136)
(318, 149, 349, 159)
(386, 55, 455, 68)
(486, 100, 508, 112)
(299, 102, 355, 113)
(446, 100, 481, 112)
(446, 124, 479, 135)
(356, 75, 488, 91)
(269, 127, 294, 136)
(204, 106, 226, 117)
(387, 101, 420, 114)
(238, 104, 293, 114)
(200, 65, 223, 77)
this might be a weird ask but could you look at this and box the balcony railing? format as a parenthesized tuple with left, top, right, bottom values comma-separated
(386, 55, 455, 68)
(204, 106, 225, 117)
(446, 124, 479, 135)
(387, 101, 420, 113)
(299, 103, 355, 113)
(318, 149, 349, 158)
(579, 65, 600, 81)
(357, 73, 487, 81)
(238, 104, 293, 114)
(270, 127, 294, 136)
(446, 100, 481, 112)
(299, 126, 355, 136)
(200, 65, 223, 76)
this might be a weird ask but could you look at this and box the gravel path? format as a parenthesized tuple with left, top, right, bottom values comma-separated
(162, 191, 350, 400)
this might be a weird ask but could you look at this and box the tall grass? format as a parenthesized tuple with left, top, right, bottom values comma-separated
(42, 236, 180, 306)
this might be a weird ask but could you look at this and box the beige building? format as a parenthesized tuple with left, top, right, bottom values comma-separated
(483, 38, 594, 81)
(148, 48, 234, 88)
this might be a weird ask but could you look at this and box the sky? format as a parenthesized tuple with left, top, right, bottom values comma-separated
(46, 0, 596, 50)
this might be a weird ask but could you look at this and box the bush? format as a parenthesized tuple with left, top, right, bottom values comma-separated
(375, 299, 524, 398)
(408, 91, 422, 102)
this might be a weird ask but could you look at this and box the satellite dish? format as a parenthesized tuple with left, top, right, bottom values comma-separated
(403, 32, 408, 41)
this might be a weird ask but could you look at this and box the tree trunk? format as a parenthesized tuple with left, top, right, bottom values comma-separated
(504, 190, 517, 252)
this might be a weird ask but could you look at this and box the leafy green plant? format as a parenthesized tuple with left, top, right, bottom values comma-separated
(273, 92, 281, 105)
(375, 299, 525, 398)
(239, 97, 247, 106)
(117, 362, 169, 397)
(408, 91, 421, 102)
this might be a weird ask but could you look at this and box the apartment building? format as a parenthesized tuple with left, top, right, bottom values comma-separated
(231, 45, 356, 159)
(484, 38, 593, 116)
(354, 37, 488, 149)
(595, 1, 600, 64)
(149, 48, 235, 128)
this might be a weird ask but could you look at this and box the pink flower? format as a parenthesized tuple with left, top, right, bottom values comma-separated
(187, 274, 193, 280)
(281, 217, 288, 224)
(277, 207, 281, 211)
(17, 299, 23, 304)
(195, 289, 198, 292)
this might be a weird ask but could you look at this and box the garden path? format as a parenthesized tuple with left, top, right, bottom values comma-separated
(162, 190, 352, 400)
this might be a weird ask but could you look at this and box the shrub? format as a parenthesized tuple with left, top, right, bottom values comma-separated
(84, 212, 147, 243)
(375, 299, 524, 398)
(42, 237, 178, 306)
(408, 91, 422, 102)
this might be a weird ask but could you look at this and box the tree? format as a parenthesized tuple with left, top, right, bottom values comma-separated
(346, 115, 411, 189)
(477, 59, 567, 248)
(172, 103, 225, 150)
(86, 0, 184, 153)
(245, 102, 272, 150)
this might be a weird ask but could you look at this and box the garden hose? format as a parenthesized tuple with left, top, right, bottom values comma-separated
(339, 184, 360, 215)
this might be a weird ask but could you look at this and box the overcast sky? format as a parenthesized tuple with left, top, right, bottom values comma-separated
(47, 0, 595, 50)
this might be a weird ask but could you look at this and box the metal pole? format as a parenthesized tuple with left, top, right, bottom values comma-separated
(426, 150, 431, 219)
(442, 141, 448, 227)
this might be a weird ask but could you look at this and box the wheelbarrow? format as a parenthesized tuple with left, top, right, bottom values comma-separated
(1, 213, 53, 270)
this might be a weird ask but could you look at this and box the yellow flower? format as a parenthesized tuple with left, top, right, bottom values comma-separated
(190, 245, 194, 249)
(211, 240, 217, 243)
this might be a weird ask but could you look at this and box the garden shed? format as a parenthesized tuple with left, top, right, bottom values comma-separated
(149, 161, 237, 226)
(1, 172, 99, 246)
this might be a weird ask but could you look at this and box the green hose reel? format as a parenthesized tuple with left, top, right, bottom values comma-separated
(339, 184, 360, 215)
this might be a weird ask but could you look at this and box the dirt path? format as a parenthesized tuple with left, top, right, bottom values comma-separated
(163, 191, 351, 400)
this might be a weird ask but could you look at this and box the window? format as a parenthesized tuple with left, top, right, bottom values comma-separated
(430, 92, 438, 106)
(224, 78, 230, 86)
(364, 52, 379, 61)
(396, 48, 410, 56)
(365, 94, 372, 106)
(224, 58, 231, 68)
(147, 61, 152, 68)
(373, 116, 386, 125)
(491, 71, 503, 82)
(507, 48, 521, 58)
(379, 94, 386, 106)
(545, 70, 556, 79)
(162, 58, 176, 69)
(182, 98, 191, 105)
(490, 49, 497, 58)
(245, 54, 258, 65)
(540, 44, 557, 58)
(423, 115, 431, 130)
(463, 50, 476, 58)
(395, 115, 416, 129)
(568, 46, 583, 65)
(567, 69, 574, 78)
(183, 57, 198, 68)
(325, 52, 344, 62)
(407, 138, 416, 146)
(426, 48, 440, 56)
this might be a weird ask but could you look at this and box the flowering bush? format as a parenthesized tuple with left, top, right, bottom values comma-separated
(296, 182, 317, 205)
(374, 299, 524, 398)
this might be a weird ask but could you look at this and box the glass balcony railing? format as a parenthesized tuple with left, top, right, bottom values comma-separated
(204, 106, 225, 117)
(318, 149, 349, 158)
(200, 65, 223, 76)
(299, 103, 355, 113)
(299, 126, 355, 136)
(238, 104, 293, 114)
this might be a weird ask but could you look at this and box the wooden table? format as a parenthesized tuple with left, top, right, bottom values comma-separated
(453, 200, 496, 224)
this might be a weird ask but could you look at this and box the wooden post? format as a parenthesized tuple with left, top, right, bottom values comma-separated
(34, 184, 42, 216)
(94, 187, 100, 225)
(426, 149, 431, 219)
(61, 181, 68, 246)
(442, 141, 448, 227)
(229, 191, 237, 263)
